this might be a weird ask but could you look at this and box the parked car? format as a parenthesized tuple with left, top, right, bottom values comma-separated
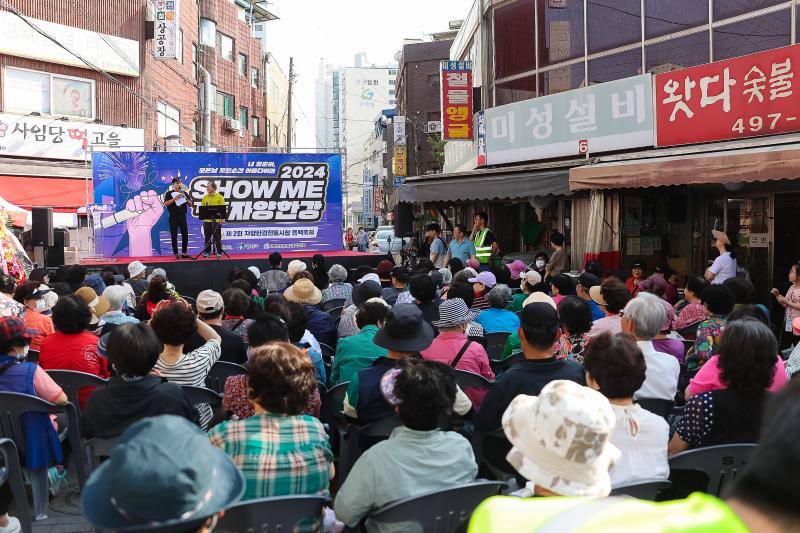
(370, 226, 404, 254)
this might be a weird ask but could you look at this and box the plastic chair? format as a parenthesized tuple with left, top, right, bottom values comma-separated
(319, 344, 336, 385)
(484, 332, 511, 360)
(468, 335, 486, 347)
(340, 416, 402, 485)
(470, 428, 518, 482)
(667, 443, 758, 498)
(205, 361, 247, 393)
(0, 438, 31, 533)
(328, 306, 345, 323)
(84, 436, 118, 474)
(490, 352, 524, 374)
(45, 370, 108, 415)
(322, 298, 346, 312)
(180, 385, 223, 409)
(365, 481, 508, 533)
(454, 370, 493, 391)
(0, 392, 87, 520)
(635, 398, 674, 419)
(216, 495, 326, 533)
(611, 478, 672, 500)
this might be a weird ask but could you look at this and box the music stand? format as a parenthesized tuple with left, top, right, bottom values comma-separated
(194, 205, 231, 260)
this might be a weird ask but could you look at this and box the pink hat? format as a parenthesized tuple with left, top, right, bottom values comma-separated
(466, 258, 480, 270)
(507, 260, 528, 280)
(658, 298, 675, 332)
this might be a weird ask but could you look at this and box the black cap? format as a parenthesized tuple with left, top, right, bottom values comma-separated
(631, 259, 646, 270)
(373, 304, 434, 352)
(352, 280, 383, 306)
(578, 272, 601, 288)
(520, 302, 559, 327)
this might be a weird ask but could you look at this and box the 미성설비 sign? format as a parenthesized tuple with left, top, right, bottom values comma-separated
(655, 44, 800, 147)
(441, 61, 474, 141)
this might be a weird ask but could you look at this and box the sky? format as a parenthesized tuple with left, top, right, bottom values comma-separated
(265, 0, 474, 149)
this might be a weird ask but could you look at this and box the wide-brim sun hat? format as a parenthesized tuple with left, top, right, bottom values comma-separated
(283, 278, 322, 305)
(127, 261, 147, 279)
(373, 303, 435, 352)
(75, 287, 110, 324)
(433, 298, 477, 328)
(523, 292, 556, 309)
(711, 229, 731, 245)
(589, 285, 607, 306)
(81, 415, 245, 532)
(502, 380, 620, 498)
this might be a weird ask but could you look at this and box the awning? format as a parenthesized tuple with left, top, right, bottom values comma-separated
(398, 163, 573, 204)
(570, 142, 800, 191)
(0, 176, 91, 212)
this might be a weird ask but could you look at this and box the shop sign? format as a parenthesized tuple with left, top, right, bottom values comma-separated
(154, 0, 180, 60)
(441, 61, 474, 140)
(373, 186, 383, 211)
(0, 12, 139, 77)
(655, 44, 800, 147)
(0, 112, 144, 161)
(484, 74, 654, 165)
(749, 233, 769, 248)
(476, 111, 487, 166)
(393, 145, 407, 177)
(394, 116, 406, 146)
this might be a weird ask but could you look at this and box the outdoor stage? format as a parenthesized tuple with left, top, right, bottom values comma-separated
(78, 250, 384, 297)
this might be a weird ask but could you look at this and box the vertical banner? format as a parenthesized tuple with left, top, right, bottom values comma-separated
(393, 116, 406, 146)
(441, 60, 474, 140)
(154, 0, 179, 59)
(92, 152, 343, 257)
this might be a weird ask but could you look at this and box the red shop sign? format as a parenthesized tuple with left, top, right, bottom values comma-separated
(655, 44, 800, 147)
(441, 61, 474, 141)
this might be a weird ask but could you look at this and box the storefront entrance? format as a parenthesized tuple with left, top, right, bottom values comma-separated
(774, 194, 800, 292)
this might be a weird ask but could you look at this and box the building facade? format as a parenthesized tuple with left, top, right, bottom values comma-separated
(401, 0, 800, 309)
(264, 52, 289, 149)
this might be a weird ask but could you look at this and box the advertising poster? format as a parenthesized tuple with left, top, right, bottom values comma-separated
(92, 152, 343, 257)
(441, 60, 474, 140)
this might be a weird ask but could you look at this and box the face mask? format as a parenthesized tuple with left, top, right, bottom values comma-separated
(17, 345, 29, 360)
(535, 260, 546, 269)
(35, 300, 47, 312)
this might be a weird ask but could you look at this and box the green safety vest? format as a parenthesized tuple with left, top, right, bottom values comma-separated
(475, 228, 493, 264)
(468, 493, 749, 533)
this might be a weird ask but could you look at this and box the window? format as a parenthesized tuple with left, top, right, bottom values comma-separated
(251, 67, 260, 89)
(265, 118, 272, 144)
(427, 74, 439, 85)
(389, 79, 395, 85)
(3, 67, 95, 118)
(427, 111, 441, 122)
(192, 43, 199, 79)
(494, 0, 535, 78)
(251, 116, 259, 137)
(215, 91, 234, 117)
(713, 9, 790, 61)
(199, 18, 216, 46)
(389, 89, 395, 95)
(176, 29, 183, 64)
(193, 118, 201, 147)
(274, 125, 279, 143)
(239, 106, 248, 129)
(714, 0, 786, 21)
(646, 0, 708, 39)
(157, 101, 180, 138)
(216, 32, 234, 61)
(587, 0, 640, 54)
(238, 53, 247, 76)
(389, 69, 397, 76)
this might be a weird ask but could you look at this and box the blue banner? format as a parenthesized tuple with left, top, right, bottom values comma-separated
(92, 152, 343, 257)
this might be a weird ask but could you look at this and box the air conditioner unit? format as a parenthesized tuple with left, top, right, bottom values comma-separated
(224, 117, 242, 131)
(425, 121, 442, 134)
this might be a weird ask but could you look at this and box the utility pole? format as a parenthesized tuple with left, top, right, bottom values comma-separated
(287, 57, 294, 152)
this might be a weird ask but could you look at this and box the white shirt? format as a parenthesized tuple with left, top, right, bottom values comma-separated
(634, 340, 680, 401)
(301, 329, 321, 354)
(708, 252, 737, 285)
(608, 404, 670, 486)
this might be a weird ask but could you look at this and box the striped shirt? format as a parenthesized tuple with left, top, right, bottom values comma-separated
(321, 282, 352, 305)
(155, 339, 221, 428)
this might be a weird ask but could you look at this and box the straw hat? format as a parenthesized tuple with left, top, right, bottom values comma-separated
(283, 278, 322, 305)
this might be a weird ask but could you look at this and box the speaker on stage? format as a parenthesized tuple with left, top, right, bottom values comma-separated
(394, 203, 413, 237)
(46, 229, 67, 266)
(32, 207, 54, 247)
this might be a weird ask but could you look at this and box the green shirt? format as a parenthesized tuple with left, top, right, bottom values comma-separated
(200, 191, 226, 221)
(468, 493, 748, 532)
(506, 293, 527, 313)
(502, 332, 522, 358)
(331, 325, 387, 385)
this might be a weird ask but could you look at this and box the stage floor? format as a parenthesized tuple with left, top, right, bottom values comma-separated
(77, 250, 384, 297)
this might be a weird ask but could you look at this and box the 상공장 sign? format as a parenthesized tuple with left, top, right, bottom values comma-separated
(655, 44, 800, 147)
(484, 74, 654, 165)
(153, 0, 180, 60)
(441, 61, 474, 141)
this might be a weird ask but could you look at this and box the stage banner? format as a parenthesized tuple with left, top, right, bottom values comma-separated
(92, 151, 343, 257)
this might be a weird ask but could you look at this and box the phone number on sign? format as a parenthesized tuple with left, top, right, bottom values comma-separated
(730, 112, 797, 135)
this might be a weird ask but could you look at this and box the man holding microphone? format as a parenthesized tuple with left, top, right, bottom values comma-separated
(163, 177, 193, 259)
(201, 181, 226, 258)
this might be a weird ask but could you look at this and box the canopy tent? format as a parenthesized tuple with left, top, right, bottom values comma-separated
(0, 195, 79, 229)
(0, 195, 28, 227)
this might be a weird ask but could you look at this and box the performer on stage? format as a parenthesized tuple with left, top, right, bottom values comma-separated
(201, 181, 226, 258)
(163, 177, 193, 259)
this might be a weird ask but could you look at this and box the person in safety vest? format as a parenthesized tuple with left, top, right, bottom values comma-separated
(469, 378, 800, 532)
(470, 211, 498, 271)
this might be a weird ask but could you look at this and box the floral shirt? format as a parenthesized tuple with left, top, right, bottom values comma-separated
(558, 333, 589, 364)
(223, 374, 321, 420)
(691, 315, 725, 370)
(321, 282, 352, 305)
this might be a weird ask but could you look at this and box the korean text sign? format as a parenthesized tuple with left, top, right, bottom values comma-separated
(92, 152, 343, 257)
(441, 61, 474, 141)
(154, 0, 179, 59)
(484, 74, 653, 165)
(656, 45, 800, 147)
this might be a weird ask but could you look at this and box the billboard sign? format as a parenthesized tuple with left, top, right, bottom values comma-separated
(441, 61, 474, 140)
(393, 145, 407, 177)
(92, 152, 343, 257)
(655, 44, 800, 146)
(394, 116, 406, 146)
(484, 74, 654, 165)
(154, 0, 180, 60)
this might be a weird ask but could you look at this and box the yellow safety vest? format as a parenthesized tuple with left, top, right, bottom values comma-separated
(475, 228, 493, 264)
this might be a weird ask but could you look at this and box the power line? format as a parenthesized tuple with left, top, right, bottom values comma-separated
(0, 1, 217, 148)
